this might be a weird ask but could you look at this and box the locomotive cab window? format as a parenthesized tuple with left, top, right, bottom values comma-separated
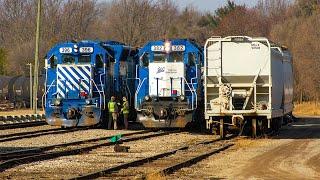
(153, 52, 166, 63)
(96, 54, 103, 68)
(78, 55, 91, 64)
(188, 53, 196, 66)
(169, 52, 183, 63)
(49, 55, 57, 68)
(62, 55, 75, 64)
(140, 53, 149, 67)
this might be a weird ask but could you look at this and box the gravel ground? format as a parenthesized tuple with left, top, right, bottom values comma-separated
(0, 132, 218, 179)
(168, 118, 320, 180)
(0, 129, 133, 152)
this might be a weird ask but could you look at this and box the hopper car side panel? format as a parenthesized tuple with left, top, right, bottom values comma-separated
(204, 36, 293, 137)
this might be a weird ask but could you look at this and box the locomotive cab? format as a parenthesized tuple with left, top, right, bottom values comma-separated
(136, 39, 203, 128)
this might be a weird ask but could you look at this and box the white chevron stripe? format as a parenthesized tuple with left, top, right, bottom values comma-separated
(57, 81, 66, 98)
(59, 67, 86, 91)
(64, 66, 89, 91)
(57, 73, 73, 89)
(70, 66, 90, 85)
(81, 65, 91, 76)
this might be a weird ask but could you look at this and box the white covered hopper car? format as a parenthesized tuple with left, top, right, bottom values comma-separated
(204, 36, 293, 137)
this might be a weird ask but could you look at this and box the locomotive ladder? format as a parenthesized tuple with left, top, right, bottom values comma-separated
(206, 46, 222, 84)
(91, 80, 105, 110)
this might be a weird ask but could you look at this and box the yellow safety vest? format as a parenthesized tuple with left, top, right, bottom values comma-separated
(108, 101, 116, 113)
(122, 101, 129, 114)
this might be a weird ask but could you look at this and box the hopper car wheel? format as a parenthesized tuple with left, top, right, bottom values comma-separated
(252, 119, 257, 138)
(219, 119, 226, 139)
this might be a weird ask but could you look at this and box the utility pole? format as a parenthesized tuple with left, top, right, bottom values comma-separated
(33, 0, 41, 114)
(27, 63, 33, 110)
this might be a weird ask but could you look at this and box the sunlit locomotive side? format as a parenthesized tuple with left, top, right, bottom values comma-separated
(135, 39, 203, 128)
(43, 40, 136, 127)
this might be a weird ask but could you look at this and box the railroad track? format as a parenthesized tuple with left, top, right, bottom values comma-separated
(71, 135, 235, 180)
(0, 127, 88, 143)
(0, 114, 46, 130)
(0, 130, 179, 173)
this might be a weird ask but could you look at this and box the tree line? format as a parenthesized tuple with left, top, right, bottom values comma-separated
(0, 0, 319, 102)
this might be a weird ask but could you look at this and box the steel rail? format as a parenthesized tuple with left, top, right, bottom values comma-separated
(0, 130, 179, 172)
(0, 121, 47, 130)
(0, 130, 150, 160)
(70, 135, 236, 179)
(0, 127, 89, 143)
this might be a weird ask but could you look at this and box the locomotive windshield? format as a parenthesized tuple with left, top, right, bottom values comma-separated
(62, 55, 75, 64)
(78, 55, 91, 64)
(168, 52, 183, 62)
(154, 52, 166, 62)
(153, 51, 183, 63)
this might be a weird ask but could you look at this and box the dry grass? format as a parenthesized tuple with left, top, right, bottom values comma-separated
(293, 102, 320, 116)
(146, 172, 166, 180)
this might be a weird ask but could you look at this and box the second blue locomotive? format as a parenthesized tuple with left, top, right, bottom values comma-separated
(135, 39, 203, 128)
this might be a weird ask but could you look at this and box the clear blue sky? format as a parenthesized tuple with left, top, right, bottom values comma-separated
(100, 0, 258, 12)
(175, 0, 258, 12)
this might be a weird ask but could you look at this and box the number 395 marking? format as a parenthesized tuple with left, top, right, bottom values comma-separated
(59, 47, 72, 54)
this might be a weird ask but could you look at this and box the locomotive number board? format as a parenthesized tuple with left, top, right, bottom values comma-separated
(151, 45, 185, 52)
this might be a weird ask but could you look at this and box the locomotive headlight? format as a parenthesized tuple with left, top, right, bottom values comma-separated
(74, 44, 78, 49)
(180, 95, 185, 101)
(144, 95, 151, 101)
(53, 98, 62, 106)
(164, 41, 171, 53)
(85, 99, 92, 105)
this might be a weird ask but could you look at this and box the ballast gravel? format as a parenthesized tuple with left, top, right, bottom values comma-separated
(0, 128, 133, 152)
(1, 132, 218, 179)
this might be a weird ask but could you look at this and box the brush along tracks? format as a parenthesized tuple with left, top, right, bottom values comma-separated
(71, 136, 235, 179)
(0, 127, 89, 143)
(0, 130, 179, 173)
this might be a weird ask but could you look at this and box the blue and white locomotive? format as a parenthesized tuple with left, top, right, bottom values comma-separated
(135, 39, 203, 128)
(43, 40, 136, 127)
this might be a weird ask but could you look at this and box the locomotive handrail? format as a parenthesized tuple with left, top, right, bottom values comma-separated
(42, 80, 56, 110)
(91, 79, 104, 110)
(125, 78, 136, 106)
(134, 77, 147, 109)
(181, 77, 196, 110)
(99, 72, 106, 109)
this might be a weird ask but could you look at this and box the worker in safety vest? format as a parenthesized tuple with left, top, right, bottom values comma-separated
(121, 96, 129, 129)
(108, 96, 118, 130)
